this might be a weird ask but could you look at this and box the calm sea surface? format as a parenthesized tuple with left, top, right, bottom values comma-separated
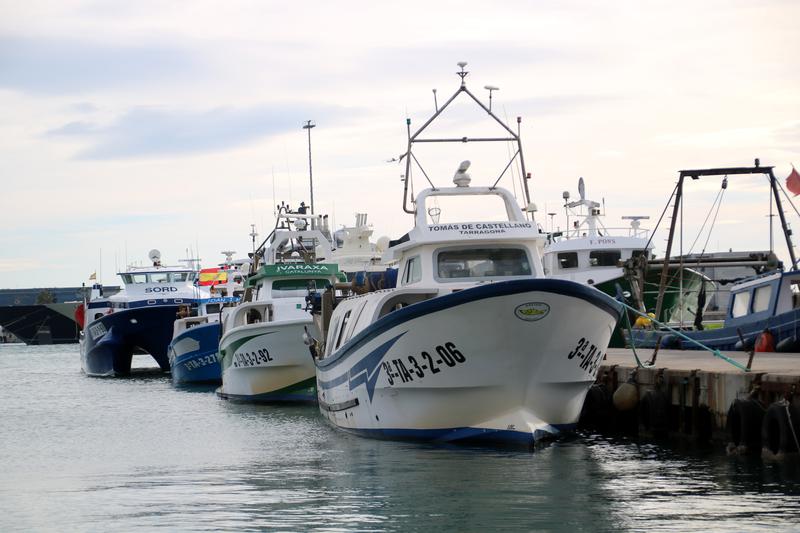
(1, 344, 799, 532)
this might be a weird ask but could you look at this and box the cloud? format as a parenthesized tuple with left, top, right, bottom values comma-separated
(46, 103, 361, 158)
(0, 36, 201, 94)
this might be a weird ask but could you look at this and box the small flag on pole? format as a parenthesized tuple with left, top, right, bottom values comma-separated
(786, 165, 800, 196)
(89, 272, 96, 280)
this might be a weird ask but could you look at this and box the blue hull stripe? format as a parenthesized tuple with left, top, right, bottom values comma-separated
(331, 423, 577, 445)
(317, 278, 622, 370)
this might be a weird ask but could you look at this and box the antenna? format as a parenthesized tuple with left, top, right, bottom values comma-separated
(302, 120, 316, 215)
(578, 177, 586, 201)
(457, 61, 468, 85)
(484, 85, 499, 111)
(432, 88, 438, 112)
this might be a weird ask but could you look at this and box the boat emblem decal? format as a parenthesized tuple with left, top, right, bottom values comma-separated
(514, 302, 550, 322)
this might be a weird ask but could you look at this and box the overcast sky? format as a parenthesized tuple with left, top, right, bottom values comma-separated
(1, 0, 798, 288)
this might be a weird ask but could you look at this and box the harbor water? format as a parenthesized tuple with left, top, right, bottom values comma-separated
(1, 345, 799, 532)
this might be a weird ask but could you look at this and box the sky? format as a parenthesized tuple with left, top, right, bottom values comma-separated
(1, 0, 798, 288)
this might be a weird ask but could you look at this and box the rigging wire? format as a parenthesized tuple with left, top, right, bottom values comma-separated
(686, 178, 727, 256)
(642, 181, 680, 253)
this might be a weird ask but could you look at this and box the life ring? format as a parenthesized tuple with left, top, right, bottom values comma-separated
(640, 389, 670, 437)
(761, 401, 800, 456)
(726, 398, 764, 454)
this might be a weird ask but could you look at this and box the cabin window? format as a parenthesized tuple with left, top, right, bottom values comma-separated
(590, 250, 621, 267)
(171, 272, 190, 282)
(557, 252, 578, 269)
(731, 291, 751, 318)
(335, 310, 352, 349)
(271, 278, 328, 298)
(205, 303, 221, 314)
(403, 256, 422, 285)
(437, 248, 531, 279)
(121, 274, 147, 284)
(149, 272, 170, 283)
(752, 285, 772, 313)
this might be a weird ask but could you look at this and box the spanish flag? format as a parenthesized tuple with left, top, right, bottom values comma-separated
(198, 268, 228, 286)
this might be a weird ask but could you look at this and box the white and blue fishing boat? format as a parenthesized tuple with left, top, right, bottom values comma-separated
(80, 250, 206, 377)
(168, 253, 247, 385)
(306, 64, 623, 447)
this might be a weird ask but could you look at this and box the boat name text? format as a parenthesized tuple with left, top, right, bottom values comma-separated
(232, 348, 274, 368)
(144, 286, 178, 293)
(567, 337, 605, 375)
(381, 341, 465, 385)
(428, 222, 532, 236)
(184, 354, 218, 371)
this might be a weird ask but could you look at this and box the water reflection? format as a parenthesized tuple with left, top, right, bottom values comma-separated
(1, 345, 799, 532)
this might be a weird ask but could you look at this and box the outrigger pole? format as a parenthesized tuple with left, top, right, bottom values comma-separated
(653, 159, 798, 320)
(402, 62, 530, 214)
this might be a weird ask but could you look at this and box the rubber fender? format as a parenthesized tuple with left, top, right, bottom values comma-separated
(726, 398, 765, 453)
(659, 335, 680, 350)
(762, 402, 800, 456)
(579, 384, 612, 430)
(754, 329, 776, 353)
(640, 389, 670, 436)
(776, 336, 800, 353)
(612, 382, 639, 412)
(734, 337, 755, 352)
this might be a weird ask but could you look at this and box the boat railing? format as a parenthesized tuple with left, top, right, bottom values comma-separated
(554, 227, 650, 240)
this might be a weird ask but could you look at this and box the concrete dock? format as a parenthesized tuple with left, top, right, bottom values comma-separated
(584, 348, 800, 456)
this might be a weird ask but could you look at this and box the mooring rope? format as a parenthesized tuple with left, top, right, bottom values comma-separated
(618, 299, 749, 372)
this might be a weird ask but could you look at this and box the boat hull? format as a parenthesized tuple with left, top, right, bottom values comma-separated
(217, 319, 317, 402)
(0, 303, 82, 344)
(168, 322, 222, 385)
(315, 279, 622, 446)
(80, 305, 179, 377)
(626, 308, 800, 351)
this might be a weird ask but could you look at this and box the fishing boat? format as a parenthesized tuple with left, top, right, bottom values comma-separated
(544, 178, 709, 345)
(167, 253, 247, 385)
(80, 250, 206, 377)
(216, 206, 347, 402)
(306, 64, 623, 447)
(626, 161, 800, 351)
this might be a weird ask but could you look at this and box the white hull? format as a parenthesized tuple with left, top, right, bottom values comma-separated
(315, 279, 621, 445)
(217, 319, 317, 402)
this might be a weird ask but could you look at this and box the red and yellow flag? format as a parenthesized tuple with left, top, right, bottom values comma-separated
(198, 268, 228, 286)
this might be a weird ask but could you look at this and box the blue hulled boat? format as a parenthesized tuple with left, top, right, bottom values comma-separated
(168, 256, 246, 385)
(80, 250, 208, 377)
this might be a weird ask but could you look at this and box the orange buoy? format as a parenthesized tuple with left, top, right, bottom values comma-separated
(74, 303, 85, 329)
(754, 328, 775, 352)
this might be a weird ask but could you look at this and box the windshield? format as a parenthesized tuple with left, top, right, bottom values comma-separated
(437, 248, 531, 279)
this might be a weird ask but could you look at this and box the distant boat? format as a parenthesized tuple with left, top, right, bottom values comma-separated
(544, 178, 709, 346)
(80, 250, 210, 377)
(216, 206, 348, 403)
(168, 253, 247, 385)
